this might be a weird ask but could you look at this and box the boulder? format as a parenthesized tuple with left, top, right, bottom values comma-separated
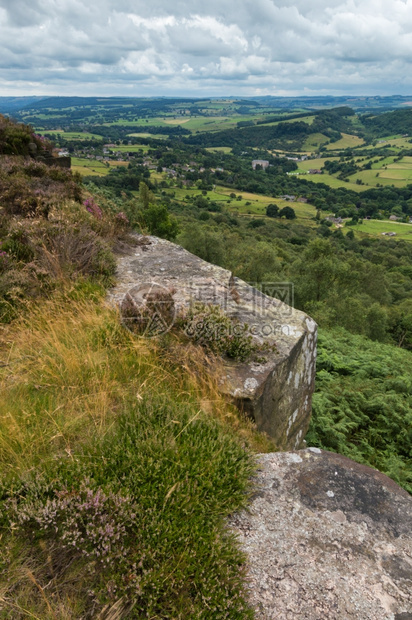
(108, 235, 317, 449)
(229, 449, 412, 619)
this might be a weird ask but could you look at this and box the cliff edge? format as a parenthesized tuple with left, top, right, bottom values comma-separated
(108, 235, 317, 449)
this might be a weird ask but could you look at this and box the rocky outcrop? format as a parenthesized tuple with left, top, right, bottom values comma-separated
(108, 235, 317, 449)
(229, 449, 412, 619)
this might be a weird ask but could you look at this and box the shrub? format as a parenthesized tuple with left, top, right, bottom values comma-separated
(1, 392, 255, 618)
(266, 203, 279, 218)
(36, 225, 116, 281)
(183, 303, 276, 362)
(279, 206, 296, 219)
(0, 157, 82, 217)
(8, 478, 138, 575)
(84, 197, 102, 219)
(0, 115, 52, 156)
(138, 203, 179, 240)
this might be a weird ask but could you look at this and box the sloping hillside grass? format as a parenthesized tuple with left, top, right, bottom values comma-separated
(350, 218, 412, 240)
(0, 291, 262, 618)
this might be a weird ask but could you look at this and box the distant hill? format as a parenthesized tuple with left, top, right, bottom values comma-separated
(0, 96, 47, 113)
(251, 94, 412, 111)
(363, 108, 412, 136)
(2, 94, 412, 118)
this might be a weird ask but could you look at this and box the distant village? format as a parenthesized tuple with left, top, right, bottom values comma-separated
(53, 142, 412, 230)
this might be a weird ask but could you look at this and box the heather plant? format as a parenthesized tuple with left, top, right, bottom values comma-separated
(0, 157, 82, 217)
(1, 224, 35, 262)
(8, 478, 137, 570)
(2, 398, 254, 618)
(84, 197, 103, 219)
(0, 115, 52, 156)
(36, 224, 116, 281)
(0, 215, 116, 322)
(115, 210, 129, 227)
(183, 302, 276, 362)
(0, 245, 8, 273)
(0, 147, 132, 321)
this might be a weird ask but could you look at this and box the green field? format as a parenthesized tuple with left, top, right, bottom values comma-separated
(299, 171, 368, 192)
(172, 115, 261, 132)
(127, 132, 169, 140)
(205, 146, 233, 153)
(302, 133, 330, 150)
(105, 118, 170, 127)
(298, 157, 338, 171)
(218, 190, 320, 222)
(350, 219, 412, 240)
(71, 157, 118, 176)
(259, 115, 315, 127)
(40, 130, 103, 141)
(163, 182, 322, 224)
(105, 114, 261, 132)
(350, 155, 412, 188)
(294, 158, 366, 191)
(113, 144, 153, 153)
(325, 133, 365, 150)
(297, 153, 412, 190)
(364, 136, 412, 151)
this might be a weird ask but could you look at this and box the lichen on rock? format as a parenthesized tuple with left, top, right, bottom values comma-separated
(229, 449, 412, 619)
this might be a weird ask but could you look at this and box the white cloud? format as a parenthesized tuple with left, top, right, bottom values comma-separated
(0, 0, 412, 95)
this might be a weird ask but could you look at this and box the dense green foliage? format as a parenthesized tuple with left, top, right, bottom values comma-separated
(186, 107, 356, 150)
(307, 329, 412, 493)
(363, 108, 412, 137)
(173, 205, 412, 350)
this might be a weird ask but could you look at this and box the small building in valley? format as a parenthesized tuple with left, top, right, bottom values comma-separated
(252, 159, 270, 170)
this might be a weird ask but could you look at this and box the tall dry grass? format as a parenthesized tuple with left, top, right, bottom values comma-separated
(0, 292, 268, 478)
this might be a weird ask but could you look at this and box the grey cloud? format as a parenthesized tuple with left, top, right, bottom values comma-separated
(1, 0, 412, 95)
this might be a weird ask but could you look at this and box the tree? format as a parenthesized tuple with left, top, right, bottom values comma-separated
(139, 181, 155, 209)
(366, 303, 388, 342)
(346, 229, 355, 240)
(279, 206, 296, 220)
(266, 203, 279, 218)
(293, 239, 339, 304)
(141, 204, 179, 241)
(178, 225, 225, 265)
(389, 301, 412, 349)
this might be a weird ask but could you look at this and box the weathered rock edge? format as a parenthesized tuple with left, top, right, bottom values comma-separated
(229, 449, 412, 620)
(108, 235, 317, 449)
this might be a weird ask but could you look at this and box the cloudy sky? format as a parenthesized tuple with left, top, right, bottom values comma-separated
(1, 0, 412, 97)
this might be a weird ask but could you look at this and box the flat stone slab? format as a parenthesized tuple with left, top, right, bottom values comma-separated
(108, 235, 317, 449)
(229, 449, 412, 619)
